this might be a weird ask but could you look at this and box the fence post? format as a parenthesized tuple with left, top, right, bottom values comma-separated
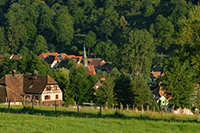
(23, 96, 25, 106)
(8, 99, 11, 111)
(180, 107, 182, 115)
(126, 104, 128, 111)
(172, 106, 174, 114)
(100, 102, 102, 115)
(147, 105, 149, 113)
(32, 100, 34, 109)
(77, 102, 79, 113)
(6, 97, 7, 104)
(112, 103, 114, 111)
(195, 108, 199, 116)
(120, 103, 123, 114)
(106, 102, 108, 110)
(55, 100, 57, 113)
(141, 105, 144, 115)
(165, 105, 167, 113)
(133, 105, 135, 112)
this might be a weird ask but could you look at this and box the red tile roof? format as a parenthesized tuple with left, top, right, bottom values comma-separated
(67, 55, 76, 58)
(0, 54, 22, 60)
(60, 53, 67, 59)
(92, 78, 106, 91)
(39, 53, 59, 59)
(6, 87, 24, 102)
(88, 65, 96, 75)
(100, 78, 106, 81)
(23, 74, 57, 94)
(0, 75, 24, 95)
(54, 56, 61, 61)
(0, 73, 62, 103)
(89, 59, 105, 68)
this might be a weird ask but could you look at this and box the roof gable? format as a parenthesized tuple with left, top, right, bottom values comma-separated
(44, 55, 61, 64)
(39, 53, 59, 59)
(6, 87, 24, 102)
(4, 75, 24, 95)
(0, 76, 5, 85)
(89, 59, 105, 68)
(23, 74, 57, 94)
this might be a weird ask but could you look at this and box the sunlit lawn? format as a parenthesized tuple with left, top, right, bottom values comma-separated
(0, 105, 200, 133)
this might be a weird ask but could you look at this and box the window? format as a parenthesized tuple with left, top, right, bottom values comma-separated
(34, 96, 38, 100)
(54, 86, 57, 90)
(55, 95, 58, 99)
(44, 95, 50, 100)
(26, 95, 30, 100)
(29, 85, 33, 89)
(95, 63, 98, 65)
(91, 63, 93, 65)
(46, 86, 51, 91)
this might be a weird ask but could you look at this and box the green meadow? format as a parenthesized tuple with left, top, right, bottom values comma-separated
(0, 105, 200, 133)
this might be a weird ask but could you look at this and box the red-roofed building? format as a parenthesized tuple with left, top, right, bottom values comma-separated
(44, 55, 61, 69)
(92, 78, 106, 91)
(89, 58, 106, 71)
(0, 54, 22, 60)
(152, 82, 172, 107)
(0, 71, 64, 106)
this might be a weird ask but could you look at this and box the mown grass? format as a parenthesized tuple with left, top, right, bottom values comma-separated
(0, 105, 200, 133)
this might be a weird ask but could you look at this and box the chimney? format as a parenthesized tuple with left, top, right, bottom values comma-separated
(12, 70, 16, 78)
(33, 70, 37, 79)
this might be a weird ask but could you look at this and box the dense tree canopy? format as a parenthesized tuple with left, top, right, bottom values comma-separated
(0, 0, 200, 108)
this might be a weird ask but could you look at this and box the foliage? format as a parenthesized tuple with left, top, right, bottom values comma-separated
(116, 28, 154, 76)
(96, 76, 115, 107)
(161, 57, 196, 109)
(131, 75, 153, 107)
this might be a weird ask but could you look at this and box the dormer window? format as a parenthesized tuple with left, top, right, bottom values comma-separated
(46, 86, 51, 91)
(55, 86, 57, 90)
(29, 85, 33, 89)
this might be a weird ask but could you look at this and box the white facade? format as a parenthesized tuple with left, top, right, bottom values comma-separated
(25, 85, 63, 104)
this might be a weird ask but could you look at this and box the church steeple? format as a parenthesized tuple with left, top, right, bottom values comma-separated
(83, 45, 88, 67)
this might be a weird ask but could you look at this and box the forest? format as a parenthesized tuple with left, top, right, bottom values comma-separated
(0, 0, 200, 109)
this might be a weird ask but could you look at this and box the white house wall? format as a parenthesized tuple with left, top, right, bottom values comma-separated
(157, 96, 169, 106)
(41, 85, 63, 102)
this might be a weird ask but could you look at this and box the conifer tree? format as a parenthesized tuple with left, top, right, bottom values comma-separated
(161, 57, 196, 109)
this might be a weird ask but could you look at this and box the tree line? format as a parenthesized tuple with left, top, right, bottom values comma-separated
(0, 0, 200, 110)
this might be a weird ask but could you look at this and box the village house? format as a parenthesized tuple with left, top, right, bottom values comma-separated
(38, 46, 114, 74)
(92, 78, 106, 91)
(0, 54, 22, 60)
(149, 66, 164, 86)
(44, 55, 61, 69)
(151, 82, 172, 108)
(92, 78, 106, 95)
(0, 70, 64, 106)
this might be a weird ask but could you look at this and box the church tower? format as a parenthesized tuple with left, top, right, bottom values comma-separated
(83, 45, 88, 67)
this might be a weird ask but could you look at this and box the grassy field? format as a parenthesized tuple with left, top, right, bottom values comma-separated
(0, 105, 200, 133)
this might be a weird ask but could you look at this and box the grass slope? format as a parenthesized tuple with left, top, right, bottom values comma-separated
(0, 105, 199, 133)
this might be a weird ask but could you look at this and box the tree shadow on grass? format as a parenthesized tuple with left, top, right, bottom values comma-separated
(0, 106, 198, 123)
